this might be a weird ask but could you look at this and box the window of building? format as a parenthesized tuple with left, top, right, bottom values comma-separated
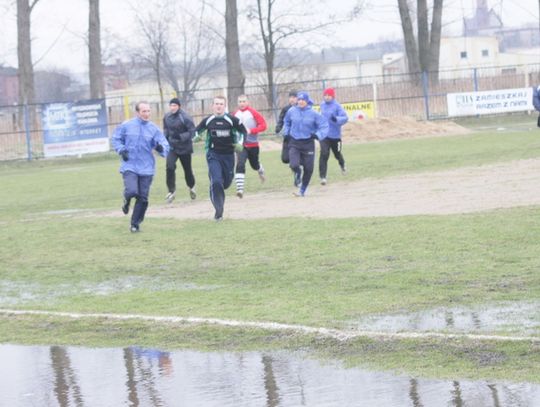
(460, 51, 468, 59)
(501, 68, 517, 75)
(482, 49, 489, 57)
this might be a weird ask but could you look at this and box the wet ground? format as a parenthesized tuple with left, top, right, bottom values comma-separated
(349, 301, 540, 336)
(2, 344, 539, 406)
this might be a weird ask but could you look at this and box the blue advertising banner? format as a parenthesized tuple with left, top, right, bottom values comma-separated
(42, 99, 109, 157)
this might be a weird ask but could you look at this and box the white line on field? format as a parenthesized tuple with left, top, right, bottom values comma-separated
(1, 308, 539, 343)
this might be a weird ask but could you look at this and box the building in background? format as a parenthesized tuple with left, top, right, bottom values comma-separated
(0, 67, 19, 106)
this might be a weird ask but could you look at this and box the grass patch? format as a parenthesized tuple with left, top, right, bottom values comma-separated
(1, 314, 539, 383)
(1, 128, 540, 381)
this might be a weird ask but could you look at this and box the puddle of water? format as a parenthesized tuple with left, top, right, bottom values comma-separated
(1, 344, 539, 407)
(349, 301, 540, 335)
(0, 278, 218, 306)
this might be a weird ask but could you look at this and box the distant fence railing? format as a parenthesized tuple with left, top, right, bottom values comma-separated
(1, 63, 539, 161)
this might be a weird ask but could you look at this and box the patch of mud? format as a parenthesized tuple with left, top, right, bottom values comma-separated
(348, 301, 540, 336)
(259, 117, 470, 151)
(43, 208, 88, 215)
(127, 158, 540, 221)
(342, 116, 471, 142)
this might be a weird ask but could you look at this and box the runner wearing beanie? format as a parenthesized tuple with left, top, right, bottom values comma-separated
(163, 97, 197, 203)
(276, 90, 298, 164)
(281, 91, 328, 197)
(319, 87, 348, 185)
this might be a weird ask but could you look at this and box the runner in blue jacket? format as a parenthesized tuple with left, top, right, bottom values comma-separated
(533, 85, 540, 127)
(112, 101, 169, 232)
(282, 91, 328, 196)
(319, 87, 348, 185)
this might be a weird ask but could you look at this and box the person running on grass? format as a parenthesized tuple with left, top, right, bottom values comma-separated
(533, 85, 540, 127)
(233, 94, 267, 198)
(163, 98, 197, 203)
(281, 91, 328, 197)
(275, 90, 298, 165)
(319, 87, 348, 185)
(112, 101, 169, 233)
(194, 96, 246, 221)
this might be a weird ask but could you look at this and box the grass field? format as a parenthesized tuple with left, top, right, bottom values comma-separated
(1, 123, 540, 382)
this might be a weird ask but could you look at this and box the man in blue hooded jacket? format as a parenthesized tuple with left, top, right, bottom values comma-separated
(282, 91, 329, 197)
(533, 85, 540, 127)
(112, 101, 169, 233)
(319, 87, 348, 185)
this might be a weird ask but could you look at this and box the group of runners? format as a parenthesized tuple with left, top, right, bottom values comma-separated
(111, 89, 349, 231)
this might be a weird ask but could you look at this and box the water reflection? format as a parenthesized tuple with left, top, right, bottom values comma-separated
(350, 301, 540, 335)
(0, 344, 539, 406)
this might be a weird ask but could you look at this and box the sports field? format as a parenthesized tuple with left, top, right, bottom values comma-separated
(1, 116, 540, 383)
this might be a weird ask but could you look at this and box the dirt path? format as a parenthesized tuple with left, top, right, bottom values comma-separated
(145, 158, 540, 221)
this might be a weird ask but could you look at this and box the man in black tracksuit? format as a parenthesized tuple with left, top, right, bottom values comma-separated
(163, 98, 197, 203)
(275, 90, 297, 164)
(195, 96, 245, 221)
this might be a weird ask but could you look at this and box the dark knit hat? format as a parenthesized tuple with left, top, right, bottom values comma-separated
(169, 97, 181, 106)
(288, 90, 298, 97)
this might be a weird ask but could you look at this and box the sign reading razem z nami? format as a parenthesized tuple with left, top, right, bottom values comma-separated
(447, 88, 533, 117)
(42, 99, 109, 158)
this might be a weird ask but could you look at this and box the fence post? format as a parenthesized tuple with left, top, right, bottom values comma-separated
(24, 104, 32, 161)
(422, 71, 430, 120)
(272, 83, 279, 124)
(372, 82, 378, 118)
(473, 68, 479, 91)
(122, 95, 130, 121)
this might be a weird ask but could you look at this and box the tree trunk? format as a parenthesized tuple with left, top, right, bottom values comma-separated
(428, 0, 444, 83)
(88, 0, 104, 99)
(397, 0, 420, 77)
(17, 0, 37, 106)
(257, 0, 275, 112)
(417, 0, 429, 72)
(225, 0, 245, 111)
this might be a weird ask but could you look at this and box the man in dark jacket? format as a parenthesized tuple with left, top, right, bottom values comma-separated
(163, 98, 197, 203)
(275, 90, 297, 164)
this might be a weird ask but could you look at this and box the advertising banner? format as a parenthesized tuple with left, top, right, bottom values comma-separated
(447, 88, 533, 117)
(341, 101, 375, 120)
(314, 101, 375, 120)
(42, 99, 109, 158)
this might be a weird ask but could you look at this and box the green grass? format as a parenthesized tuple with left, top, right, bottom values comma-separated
(1, 127, 540, 382)
(2, 129, 540, 220)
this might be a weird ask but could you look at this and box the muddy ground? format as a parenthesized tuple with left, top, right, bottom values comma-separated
(137, 117, 540, 221)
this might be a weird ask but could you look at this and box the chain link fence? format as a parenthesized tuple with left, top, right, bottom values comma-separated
(2, 63, 539, 161)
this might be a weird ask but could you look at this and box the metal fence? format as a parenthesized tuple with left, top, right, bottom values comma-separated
(2, 63, 540, 161)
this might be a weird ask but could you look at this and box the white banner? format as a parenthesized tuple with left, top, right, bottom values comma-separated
(447, 88, 533, 117)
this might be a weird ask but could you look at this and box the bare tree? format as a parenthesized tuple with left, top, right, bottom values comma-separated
(162, 1, 224, 104)
(225, 0, 245, 111)
(88, 0, 104, 98)
(398, 0, 443, 82)
(17, 0, 41, 106)
(247, 0, 362, 111)
(132, 4, 170, 108)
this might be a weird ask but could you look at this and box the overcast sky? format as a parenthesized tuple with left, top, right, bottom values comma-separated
(0, 0, 538, 74)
